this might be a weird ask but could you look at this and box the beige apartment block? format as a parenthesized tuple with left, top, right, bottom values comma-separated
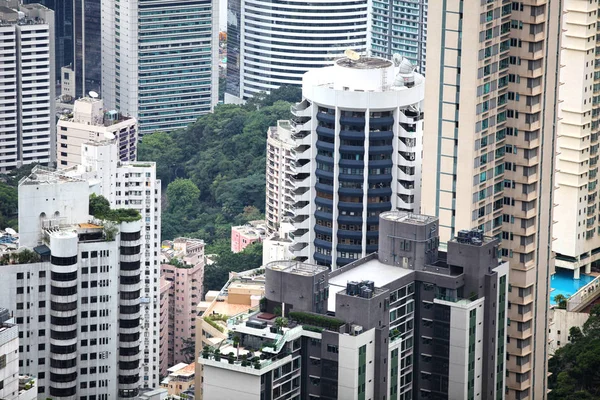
(554, 0, 600, 279)
(423, 1, 561, 399)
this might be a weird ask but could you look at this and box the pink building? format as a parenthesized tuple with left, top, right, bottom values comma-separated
(230, 220, 266, 253)
(159, 238, 205, 369)
(159, 277, 172, 378)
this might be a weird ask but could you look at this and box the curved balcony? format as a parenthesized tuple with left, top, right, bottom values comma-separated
(290, 241, 308, 252)
(398, 137, 417, 152)
(369, 130, 394, 141)
(316, 125, 335, 139)
(366, 244, 378, 253)
(366, 201, 392, 211)
(316, 140, 335, 152)
(313, 251, 333, 265)
(338, 186, 364, 196)
(338, 201, 363, 211)
(399, 122, 417, 134)
(314, 224, 332, 236)
(290, 228, 309, 241)
(336, 229, 362, 239)
(338, 158, 365, 168)
(291, 99, 311, 116)
(397, 180, 416, 195)
(291, 158, 311, 174)
(340, 115, 365, 126)
(314, 210, 333, 222)
(340, 130, 365, 140)
(315, 168, 334, 180)
(294, 200, 310, 214)
(292, 214, 310, 230)
(314, 238, 333, 250)
(337, 214, 364, 224)
(290, 116, 311, 133)
(316, 154, 335, 166)
(316, 112, 335, 124)
(338, 174, 365, 183)
(336, 242, 363, 253)
(339, 144, 364, 153)
(398, 151, 417, 165)
(369, 116, 394, 126)
(369, 145, 393, 154)
(368, 173, 393, 183)
(397, 166, 416, 180)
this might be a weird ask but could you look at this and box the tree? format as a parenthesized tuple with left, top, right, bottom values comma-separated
(203, 242, 263, 294)
(181, 337, 196, 364)
(549, 303, 600, 399)
(89, 193, 111, 217)
(554, 294, 568, 309)
(137, 132, 183, 183)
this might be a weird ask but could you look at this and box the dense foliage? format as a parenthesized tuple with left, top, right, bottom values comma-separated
(138, 85, 301, 243)
(0, 164, 37, 231)
(89, 194, 141, 223)
(549, 305, 600, 399)
(202, 240, 263, 294)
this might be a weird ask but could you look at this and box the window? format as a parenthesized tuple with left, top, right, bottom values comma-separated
(0, 354, 6, 369)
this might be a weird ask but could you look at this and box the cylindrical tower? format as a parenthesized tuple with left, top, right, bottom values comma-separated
(225, 0, 368, 102)
(49, 232, 79, 400)
(117, 220, 142, 399)
(290, 55, 425, 269)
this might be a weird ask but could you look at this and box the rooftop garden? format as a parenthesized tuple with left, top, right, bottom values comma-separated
(203, 314, 229, 333)
(89, 194, 141, 223)
(288, 311, 345, 331)
(0, 249, 40, 266)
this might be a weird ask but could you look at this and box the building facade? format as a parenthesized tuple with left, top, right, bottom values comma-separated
(266, 120, 296, 235)
(22, 0, 101, 97)
(158, 277, 171, 378)
(224, 0, 368, 103)
(199, 211, 508, 400)
(57, 96, 138, 168)
(0, 3, 56, 172)
(0, 166, 144, 399)
(370, 0, 428, 74)
(421, 1, 561, 398)
(0, 310, 19, 400)
(101, 0, 219, 135)
(554, 0, 600, 278)
(160, 238, 205, 368)
(289, 55, 424, 269)
(231, 222, 266, 253)
(70, 141, 162, 389)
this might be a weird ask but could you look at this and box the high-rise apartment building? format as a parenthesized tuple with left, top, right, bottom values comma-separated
(199, 212, 508, 400)
(0, 309, 19, 400)
(102, 0, 219, 135)
(288, 55, 424, 269)
(0, 3, 55, 172)
(422, 1, 561, 398)
(554, 0, 599, 279)
(57, 96, 138, 168)
(160, 238, 205, 368)
(0, 166, 144, 399)
(370, 0, 428, 74)
(68, 139, 163, 389)
(225, 0, 368, 103)
(266, 120, 296, 235)
(22, 0, 101, 96)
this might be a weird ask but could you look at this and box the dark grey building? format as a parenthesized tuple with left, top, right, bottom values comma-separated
(199, 211, 508, 400)
(24, 0, 101, 96)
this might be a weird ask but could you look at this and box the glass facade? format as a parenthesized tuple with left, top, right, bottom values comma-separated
(370, 0, 427, 74)
(135, 0, 214, 134)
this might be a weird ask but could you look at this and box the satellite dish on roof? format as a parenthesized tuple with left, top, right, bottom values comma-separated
(104, 132, 115, 140)
(89, 91, 99, 99)
(5, 228, 17, 235)
(344, 49, 360, 61)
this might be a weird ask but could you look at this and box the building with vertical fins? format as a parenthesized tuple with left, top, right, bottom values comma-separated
(0, 166, 143, 399)
(224, 0, 368, 103)
(288, 54, 424, 269)
(370, 0, 428, 74)
(102, 0, 219, 135)
(422, 1, 560, 398)
(199, 211, 508, 400)
(0, 2, 56, 172)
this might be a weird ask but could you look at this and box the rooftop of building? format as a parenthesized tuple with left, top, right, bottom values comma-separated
(19, 165, 85, 186)
(380, 211, 438, 225)
(166, 362, 195, 377)
(335, 56, 393, 70)
(232, 221, 267, 238)
(452, 229, 496, 246)
(327, 256, 413, 312)
(268, 120, 294, 145)
(266, 260, 328, 277)
(0, 4, 49, 25)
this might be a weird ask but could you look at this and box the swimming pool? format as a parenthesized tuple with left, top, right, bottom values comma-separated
(550, 269, 596, 305)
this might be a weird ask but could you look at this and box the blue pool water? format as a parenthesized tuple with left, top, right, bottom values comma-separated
(550, 269, 596, 305)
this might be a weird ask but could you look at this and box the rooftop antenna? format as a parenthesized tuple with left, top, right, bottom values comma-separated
(89, 90, 99, 99)
(344, 49, 360, 61)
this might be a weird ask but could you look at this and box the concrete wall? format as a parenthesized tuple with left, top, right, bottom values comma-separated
(202, 365, 262, 400)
